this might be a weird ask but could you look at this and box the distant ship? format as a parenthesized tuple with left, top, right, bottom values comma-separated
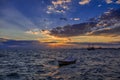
(87, 44, 95, 50)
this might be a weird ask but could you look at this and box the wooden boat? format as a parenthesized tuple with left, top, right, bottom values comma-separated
(58, 57, 76, 67)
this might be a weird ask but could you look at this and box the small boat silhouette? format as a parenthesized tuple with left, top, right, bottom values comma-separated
(58, 57, 76, 67)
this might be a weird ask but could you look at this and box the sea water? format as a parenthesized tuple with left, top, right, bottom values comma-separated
(0, 48, 120, 80)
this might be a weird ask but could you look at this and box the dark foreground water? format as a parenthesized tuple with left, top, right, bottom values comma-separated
(0, 48, 120, 80)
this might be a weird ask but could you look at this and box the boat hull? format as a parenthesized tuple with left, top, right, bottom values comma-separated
(58, 60, 76, 67)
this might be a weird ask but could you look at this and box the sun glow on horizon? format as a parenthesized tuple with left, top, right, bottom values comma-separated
(36, 30, 73, 48)
(34, 29, 120, 48)
(46, 42, 75, 48)
(38, 30, 71, 43)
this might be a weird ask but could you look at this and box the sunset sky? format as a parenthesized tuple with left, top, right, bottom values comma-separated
(0, 0, 120, 47)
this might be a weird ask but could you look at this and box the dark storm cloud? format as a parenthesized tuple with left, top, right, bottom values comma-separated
(49, 8, 120, 37)
(49, 22, 96, 37)
(90, 24, 120, 36)
(95, 8, 120, 20)
(89, 8, 120, 36)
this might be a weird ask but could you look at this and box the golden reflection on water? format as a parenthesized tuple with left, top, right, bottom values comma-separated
(47, 42, 76, 48)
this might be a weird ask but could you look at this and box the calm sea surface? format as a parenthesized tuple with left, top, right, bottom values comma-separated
(0, 48, 120, 80)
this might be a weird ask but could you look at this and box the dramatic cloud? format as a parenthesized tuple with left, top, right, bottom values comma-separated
(52, 0, 71, 6)
(47, 5, 65, 14)
(105, 0, 113, 4)
(49, 8, 120, 37)
(105, 0, 120, 4)
(0, 0, 120, 44)
(49, 22, 96, 37)
(116, 0, 120, 4)
(47, 0, 71, 14)
(89, 25, 120, 36)
(89, 8, 120, 36)
(38, 29, 70, 43)
(88, 8, 120, 36)
(79, 0, 91, 5)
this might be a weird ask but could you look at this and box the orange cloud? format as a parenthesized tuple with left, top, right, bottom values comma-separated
(52, 0, 71, 6)
(71, 36, 119, 43)
(47, 0, 71, 14)
(105, 0, 113, 4)
(79, 0, 91, 5)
